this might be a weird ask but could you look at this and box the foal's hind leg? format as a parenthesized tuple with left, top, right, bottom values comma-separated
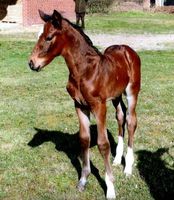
(75, 102, 91, 191)
(124, 84, 138, 175)
(112, 97, 127, 166)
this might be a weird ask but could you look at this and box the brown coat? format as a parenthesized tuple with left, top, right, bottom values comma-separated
(29, 11, 141, 198)
(74, 0, 87, 13)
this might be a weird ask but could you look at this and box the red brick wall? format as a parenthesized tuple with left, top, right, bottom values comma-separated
(23, 0, 75, 26)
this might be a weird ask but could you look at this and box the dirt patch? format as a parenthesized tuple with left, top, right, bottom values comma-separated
(88, 33, 174, 51)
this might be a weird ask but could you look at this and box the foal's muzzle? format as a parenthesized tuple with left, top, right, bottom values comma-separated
(29, 60, 41, 72)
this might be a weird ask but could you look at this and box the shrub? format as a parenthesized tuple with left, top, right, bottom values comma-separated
(87, 0, 114, 13)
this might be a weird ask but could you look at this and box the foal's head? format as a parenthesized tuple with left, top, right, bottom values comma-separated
(29, 10, 66, 72)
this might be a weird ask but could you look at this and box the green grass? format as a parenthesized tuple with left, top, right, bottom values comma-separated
(86, 11, 174, 34)
(0, 36, 174, 199)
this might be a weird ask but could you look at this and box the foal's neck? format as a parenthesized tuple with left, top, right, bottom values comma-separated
(61, 25, 100, 76)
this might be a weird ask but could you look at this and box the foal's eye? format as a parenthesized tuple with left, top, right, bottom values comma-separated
(45, 36, 53, 41)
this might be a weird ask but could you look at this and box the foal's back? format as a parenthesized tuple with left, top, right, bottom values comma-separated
(97, 45, 141, 99)
(103, 44, 141, 82)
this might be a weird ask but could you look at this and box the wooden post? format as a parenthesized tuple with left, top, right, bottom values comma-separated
(155, 0, 164, 6)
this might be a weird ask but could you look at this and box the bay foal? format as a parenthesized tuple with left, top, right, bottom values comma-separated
(29, 10, 141, 199)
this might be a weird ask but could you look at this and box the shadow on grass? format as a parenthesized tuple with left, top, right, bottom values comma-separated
(136, 147, 174, 200)
(28, 125, 117, 196)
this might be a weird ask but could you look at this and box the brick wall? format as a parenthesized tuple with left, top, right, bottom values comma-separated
(23, 0, 75, 26)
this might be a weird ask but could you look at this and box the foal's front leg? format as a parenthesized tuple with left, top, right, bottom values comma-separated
(93, 102, 116, 199)
(75, 102, 91, 191)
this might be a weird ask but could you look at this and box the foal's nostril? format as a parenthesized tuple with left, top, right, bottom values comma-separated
(29, 60, 34, 70)
(29, 60, 41, 72)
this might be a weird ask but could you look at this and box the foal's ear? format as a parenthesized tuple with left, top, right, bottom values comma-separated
(39, 10, 51, 22)
(52, 10, 62, 29)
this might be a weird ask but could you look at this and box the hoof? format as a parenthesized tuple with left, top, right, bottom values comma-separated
(124, 167, 132, 176)
(106, 189, 116, 199)
(77, 179, 86, 192)
(113, 156, 122, 166)
(77, 183, 85, 192)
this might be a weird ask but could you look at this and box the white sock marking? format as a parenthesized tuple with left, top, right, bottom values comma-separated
(113, 136, 124, 165)
(105, 173, 116, 199)
(79, 177, 87, 186)
(124, 147, 134, 175)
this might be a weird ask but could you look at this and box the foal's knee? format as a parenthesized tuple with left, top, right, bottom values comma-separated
(80, 135, 90, 150)
(98, 139, 110, 157)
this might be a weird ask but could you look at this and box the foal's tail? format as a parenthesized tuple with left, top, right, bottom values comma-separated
(124, 45, 141, 93)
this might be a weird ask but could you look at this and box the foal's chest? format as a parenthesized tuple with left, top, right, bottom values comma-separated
(66, 77, 86, 105)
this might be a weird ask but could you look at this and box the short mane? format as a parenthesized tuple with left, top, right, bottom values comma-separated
(64, 18, 102, 55)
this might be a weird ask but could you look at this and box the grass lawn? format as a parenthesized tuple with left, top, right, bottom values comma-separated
(0, 11, 174, 200)
(0, 37, 173, 200)
(86, 11, 174, 34)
